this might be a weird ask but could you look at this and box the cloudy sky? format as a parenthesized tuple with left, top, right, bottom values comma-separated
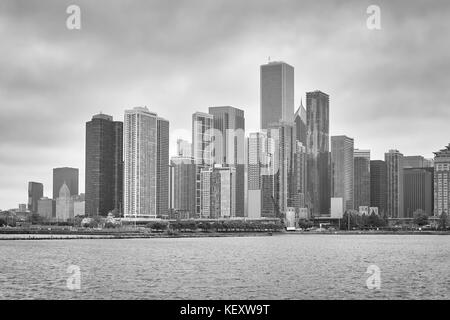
(1, 0, 449, 209)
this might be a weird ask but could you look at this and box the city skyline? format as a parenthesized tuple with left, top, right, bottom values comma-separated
(2, 1, 450, 209)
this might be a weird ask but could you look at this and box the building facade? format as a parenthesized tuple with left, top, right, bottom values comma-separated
(331, 136, 354, 212)
(170, 156, 196, 218)
(124, 107, 158, 218)
(433, 144, 450, 216)
(200, 166, 236, 218)
(370, 160, 387, 216)
(37, 197, 55, 219)
(294, 100, 307, 147)
(192, 112, 214, 217)
(403, 168, 433, 217)
(306, 90, 330, 216)
(157, 117, 170, 218)
(208, 106, 245, 217)
(85, 113, 123, 216)
(385, 150, 404, 218)
(354, 149, 371, 210)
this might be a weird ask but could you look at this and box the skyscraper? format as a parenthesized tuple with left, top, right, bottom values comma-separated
(28, 181, 43, 213)
(306, 91, 330, 216)
(124, 107, 158, 218)
(403, 155, 427, 168)
(247, 132, 267, 219)
(208, 106, 245, 217)
(267, 121, 296, 214)
(192, 112, 214, 217)
(292, 141, 307, 209)
(370, 160, 387, 215)
(260, 61, 294, 129)
(170, 156, 196, 218)
(200, 165, 236, 218)
(354, 149, 371, 210)
(331, 136, 354, 212)
(385, 149, 404, 218)
(294, 100, 307, 147)
(53, 167, 78, 199)
(157, 117, 170, 218)
(433, 144, 450, 216)
(85, 114, 123, 216)
(403, 167, 433, 217)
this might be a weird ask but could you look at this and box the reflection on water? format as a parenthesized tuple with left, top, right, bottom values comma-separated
(0, 235, 449, 299)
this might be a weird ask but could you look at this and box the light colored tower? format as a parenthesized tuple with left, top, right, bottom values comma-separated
(433, 144, 450, 216)
(192, 112, 214, 217)
(331, 136, 354, 212)
(385, 149, 404, 218)
(260, 61, 295, 129)
(124, 107, 158, 218)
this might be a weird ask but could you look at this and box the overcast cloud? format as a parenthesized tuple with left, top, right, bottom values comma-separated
(1, 0, 449, 209)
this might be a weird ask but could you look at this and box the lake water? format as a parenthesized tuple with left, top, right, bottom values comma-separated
(0, 234, 449, 299)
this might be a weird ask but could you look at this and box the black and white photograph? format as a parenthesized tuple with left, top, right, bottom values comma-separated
(0, 0, 449, 311)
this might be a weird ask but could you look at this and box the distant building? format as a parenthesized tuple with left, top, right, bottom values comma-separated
(170, 156, 196, 218)
(85, 113, 123, 216)
(331, 136, 354, 212)
(260, 61, 295, 129)
(247, 132, 267, 219)
(267, 121, 296, 214)
(56, 183, 74, 221)
(192, 112, 214, 217)
(292, 141, 307, 210)
(37, 197, 55, 219)
(354, 149, 371, 210)
(370, 160, 387, 216)
(208, 106, 245, 217)
(433, 144, 450, 216)
(28, 182, 43, 213)
(53, 167, 78, 199)
(403, 168, 433, 217)
(306, 90, 330, 216)
(385, 150, 404, 218)
(176, 139, 191, 157)
(200, 166, 236, 218)
(294, 99, 307, 146)
(157, 117, 170, 218)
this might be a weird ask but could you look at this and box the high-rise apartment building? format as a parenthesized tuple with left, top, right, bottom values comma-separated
(124, 107, 168, 218)
(331, 136, 354, 212)
(260, 61, 294, 129)
(306, 91, 330, 216)
(28, 181, 43, 213)
(53, 167, 78, 199)
(385, 149, 404, 218)
(433, 144, 450, 216)
(292, 141, 307, 209)
(85, 114, 123, 216)
(354, 149, 371, 210)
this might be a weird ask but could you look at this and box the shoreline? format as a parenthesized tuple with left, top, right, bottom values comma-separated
(0, 230, 449, 240)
